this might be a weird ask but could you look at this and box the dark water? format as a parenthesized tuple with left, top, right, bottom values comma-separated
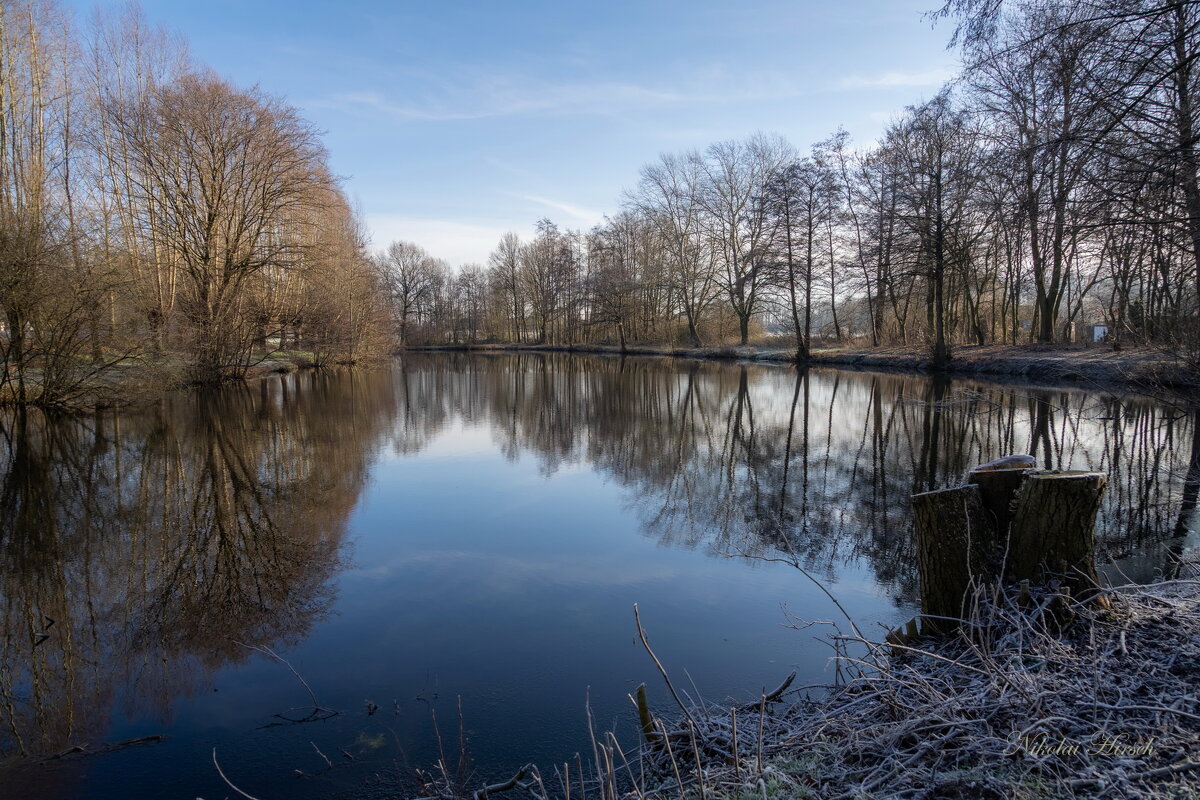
(1, 354, 1197, 799)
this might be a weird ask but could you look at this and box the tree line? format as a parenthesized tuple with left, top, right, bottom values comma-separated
(0, 0, 392, 404)
(383, 0, 1200, 368)
(5, 0, 1198, 405)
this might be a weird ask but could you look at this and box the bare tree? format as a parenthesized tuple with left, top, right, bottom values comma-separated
(488, 232, 526, 343)
(378, 240, 444, 345)
(764, 155, 839, 360)
(108, 72, 327, 382)
(696, 134, 794, 345)
(888, 93, 984, 367)
(627, 153, 719, 346)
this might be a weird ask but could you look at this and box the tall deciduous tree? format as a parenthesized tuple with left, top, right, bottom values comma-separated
(763, 156, 839, 360)
(696, 134, 793, 345)
(109, 73, 327, 382)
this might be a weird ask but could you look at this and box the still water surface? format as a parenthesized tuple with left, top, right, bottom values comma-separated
(1, 353, 1197, 799)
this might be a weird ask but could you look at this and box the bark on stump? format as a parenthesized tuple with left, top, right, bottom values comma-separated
(913, 485, 996, 634)
(911, 456, 1108, 634)
(1007, 471, 1108, 601)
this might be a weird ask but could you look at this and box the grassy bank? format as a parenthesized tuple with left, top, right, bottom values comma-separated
(0, 350, 327, 410)
(404, 342, 1194, 392)
(808, 344, 1193, 391)
(418, 578, 1200, 800)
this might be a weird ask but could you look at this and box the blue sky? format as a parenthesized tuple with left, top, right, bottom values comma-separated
(70, 0, 960, 265)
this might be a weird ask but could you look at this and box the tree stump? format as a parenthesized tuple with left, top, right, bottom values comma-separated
(911, 456, 1109, 634)
(966, 461, 1036, 539)
(913, 485, 996, 633)
(1007, 471, 1107, 601)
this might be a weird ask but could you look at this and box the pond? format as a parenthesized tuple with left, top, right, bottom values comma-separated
(1, 353, 1196, 799)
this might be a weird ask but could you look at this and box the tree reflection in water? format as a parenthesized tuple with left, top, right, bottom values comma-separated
(0, 370, 396, 761)
(0, 353, 1196, 776)
(393, 353, 1198, 598)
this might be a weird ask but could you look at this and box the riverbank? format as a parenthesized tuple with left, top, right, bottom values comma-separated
(420, 578, 1200, 800)
(14, 341, 1189, 409)
(404, 342, 1194, 392)
(811, 343, 1193, 390)
(0, 350, 327, 410)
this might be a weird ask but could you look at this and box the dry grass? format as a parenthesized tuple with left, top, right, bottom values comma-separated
(416, 580, 1200, 800)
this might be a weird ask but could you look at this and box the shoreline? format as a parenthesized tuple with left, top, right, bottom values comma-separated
(402, 341, 1196, 394)
(10, 342, 1193, 411)
(0, 351, 333, 412)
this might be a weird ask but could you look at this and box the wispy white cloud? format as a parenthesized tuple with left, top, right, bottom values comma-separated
(315, 60, 831, 124)
(515, 194, 604, 224)
(484, 157, 546, 182)
(322, 61, 956, 126)
(837, 67, 954, 90)
(324, 77, 687, 122)
(326, 90, 473, 121)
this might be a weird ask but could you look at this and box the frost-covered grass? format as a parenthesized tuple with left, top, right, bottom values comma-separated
(416, 580, 1200, 800)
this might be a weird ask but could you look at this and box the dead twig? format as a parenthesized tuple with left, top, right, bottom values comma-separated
(213, 747, 264, 800)
(634, 604, 698, 729)
(471, 764, 530, 800)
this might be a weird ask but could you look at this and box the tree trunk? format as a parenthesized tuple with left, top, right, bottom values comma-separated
(7, 307, 27, 404)
(1171, 1, 1200, 323)
(89, 307, 102, 363)
(682, 302, 702, 347)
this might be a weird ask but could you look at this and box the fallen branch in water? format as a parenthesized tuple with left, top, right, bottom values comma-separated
(310, 741, 333, 770)
(259, 707, 340, 728)
(39, 734, 164, 762)
(232, 640, 340, 726)
(472, 765, 531, 800)
(213, 747, 264, 800)
(737, 671, 796, 712)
